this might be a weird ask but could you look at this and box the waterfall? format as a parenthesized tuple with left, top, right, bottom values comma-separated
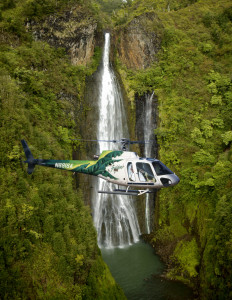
(92, 33, 140, 248)
(144, 92, 155, 234)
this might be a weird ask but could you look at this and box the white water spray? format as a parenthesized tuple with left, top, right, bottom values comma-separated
(144, 91, 155, 234)
(92, 33, 140, 248)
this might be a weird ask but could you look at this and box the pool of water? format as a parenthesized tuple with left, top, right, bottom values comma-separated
(101, 240, 194, 300)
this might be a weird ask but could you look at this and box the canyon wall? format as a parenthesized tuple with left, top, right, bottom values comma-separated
(28, 6, 101, 66)
(115, 12, 161, 70)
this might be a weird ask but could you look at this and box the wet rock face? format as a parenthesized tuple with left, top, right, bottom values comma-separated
(116, 13, 161, 69)
(28, 7, 98, 65)
(135, 92, 158, 158)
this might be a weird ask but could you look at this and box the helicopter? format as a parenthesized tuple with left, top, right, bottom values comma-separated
(21, 138, 180, 196)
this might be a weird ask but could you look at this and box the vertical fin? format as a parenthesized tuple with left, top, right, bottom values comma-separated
(21, 140, 36, 174)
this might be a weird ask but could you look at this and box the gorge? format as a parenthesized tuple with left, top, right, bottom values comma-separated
(0, 1, 231, 299)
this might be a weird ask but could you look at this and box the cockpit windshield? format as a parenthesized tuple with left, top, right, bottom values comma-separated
(136, 162, 156, 182)
(152, 161, 173, 176)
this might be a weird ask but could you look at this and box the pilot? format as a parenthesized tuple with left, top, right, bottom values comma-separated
(138, 164, 156, 183)
(138, 169, 146, 182)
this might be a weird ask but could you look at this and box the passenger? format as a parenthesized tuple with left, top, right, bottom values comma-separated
(128, 163, 136, 181)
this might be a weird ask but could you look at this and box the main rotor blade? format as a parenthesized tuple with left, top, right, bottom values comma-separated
(70, 139, 117, 143)
(69, 138, 155, 145)
(129, 140, 155, 144)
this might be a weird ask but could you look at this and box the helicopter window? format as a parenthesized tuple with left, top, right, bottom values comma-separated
(136, 163, 156, 182)
(127, 162, 136, 181)
(152, 161, 173, 176)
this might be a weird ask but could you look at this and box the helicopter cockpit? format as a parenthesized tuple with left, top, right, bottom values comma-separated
(151, 161, 173, 176)
(136, 162, 156, 182)
(127, 159, 177, 188)
(127, 161, 157, 184)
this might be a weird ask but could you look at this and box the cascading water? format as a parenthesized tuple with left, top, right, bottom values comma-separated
(144, 92, 155, 234)
(90, 33, 194, 300)
(92, 33, 140, 248)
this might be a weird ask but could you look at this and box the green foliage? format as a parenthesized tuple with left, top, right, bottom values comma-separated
(201, 194, 232, 299)
(221, 131, 232, 145)
(192, 149, 215, 165)
(1, 0, 16, 10)
(169, 238, 200, 283)
(96, 0, 125, 13)
(22, 0, 56, 18)
(113, 0, 200, 26)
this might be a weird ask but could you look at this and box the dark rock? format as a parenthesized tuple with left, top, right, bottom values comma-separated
(27, 6, 100, 66)
(115, 12, 162, 69)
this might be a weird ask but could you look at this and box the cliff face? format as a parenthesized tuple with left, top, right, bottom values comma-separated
(115, 13, 161, 69)
(28, 6, 99, 66)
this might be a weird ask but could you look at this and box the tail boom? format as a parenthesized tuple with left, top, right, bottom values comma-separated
(21, 140, 94, 175)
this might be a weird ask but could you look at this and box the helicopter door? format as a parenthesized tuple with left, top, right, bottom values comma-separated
(136, 162, 156, 183)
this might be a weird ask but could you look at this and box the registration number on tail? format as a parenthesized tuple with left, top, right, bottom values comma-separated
(55, 163, 73, 169)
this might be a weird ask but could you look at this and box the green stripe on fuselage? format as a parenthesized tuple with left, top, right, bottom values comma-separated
(39, 151, 124, 179)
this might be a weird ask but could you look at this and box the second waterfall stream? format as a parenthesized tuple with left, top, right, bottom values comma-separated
(92, 33, 140, 248)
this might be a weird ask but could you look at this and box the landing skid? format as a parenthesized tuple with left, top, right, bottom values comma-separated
(98, 188, 155, 196)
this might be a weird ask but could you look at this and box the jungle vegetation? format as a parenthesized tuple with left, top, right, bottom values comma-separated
(114, 0, 232, 299)
(0, 0, 125, 299)
(1, 0, 232, 299)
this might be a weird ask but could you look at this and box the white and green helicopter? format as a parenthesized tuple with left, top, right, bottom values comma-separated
(21, 138, 179, 196)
